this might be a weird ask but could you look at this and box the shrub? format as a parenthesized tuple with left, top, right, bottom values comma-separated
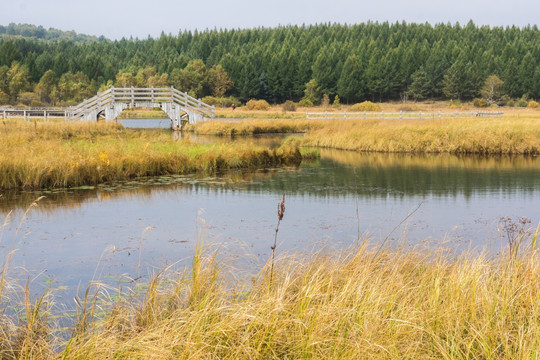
(528, 100, 539, 109)
(449, 99, 462, 108)
(0, 90, 8, 104)
(473, 98, 489, 107)
(17, 92, 43, 107)
(499, 95, 514, 107)
(201, 96, 239, 108)
(298, 98, 314, 107)
(350, 101, 381, 112)
(321, 94, 330, 108)
(515, 98, 528, 107)
(244, 99, 270, 111)
(332, 95, 341, 108)
(281, 100, 297, 112)
(201, 96, 219, 106)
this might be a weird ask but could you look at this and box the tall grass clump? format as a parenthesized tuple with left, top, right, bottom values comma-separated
(2, 226, 533, 359)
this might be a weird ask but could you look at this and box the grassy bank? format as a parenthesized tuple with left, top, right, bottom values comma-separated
(188, 110, 540, 154)
(1, 229, 538, 359)
(186, 118, 321, 136)
(0, 120, 308, 190)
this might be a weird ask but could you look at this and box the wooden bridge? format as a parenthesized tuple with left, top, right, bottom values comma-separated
(0, 87, 215, 130)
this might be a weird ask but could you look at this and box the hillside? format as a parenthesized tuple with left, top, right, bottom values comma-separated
(0, 23, 102, 43)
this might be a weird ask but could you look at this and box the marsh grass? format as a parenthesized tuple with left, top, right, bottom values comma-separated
(0, 228, 538, 359)
(185, 118, 321, 136)
(302, 114, 540, 154)
(0, 121, 306, 190)
(189, 111, 540, 155)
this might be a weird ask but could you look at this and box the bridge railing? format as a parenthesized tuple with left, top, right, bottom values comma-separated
(69, 88, 114, 119)
(1, 108, 69, 120)
(106, 87, 215, 118)
(171, 88, 215, 118)
(2, 87, 215, 122)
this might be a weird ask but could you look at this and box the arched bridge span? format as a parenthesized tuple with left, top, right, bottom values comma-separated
(69, 86, 215, 129)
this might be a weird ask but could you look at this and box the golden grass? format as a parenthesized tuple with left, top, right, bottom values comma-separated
(304, 113, 539, 154)
(186, 118, 321, 136)
(0, 120, 305, 190)
(117, 108, 169, 119)
(1, 229, 538, 359)
(189, 110, 540, 155)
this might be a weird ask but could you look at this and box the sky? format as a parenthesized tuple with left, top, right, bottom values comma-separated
(3, 0, 539, 40)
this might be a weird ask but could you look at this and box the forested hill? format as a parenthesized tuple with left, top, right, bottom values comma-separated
(0, 23, 101, 43)
(0, 22, 539, 106)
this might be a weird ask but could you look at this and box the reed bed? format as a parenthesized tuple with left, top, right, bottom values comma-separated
(189, 111, 540, 154)
(185, 118, 321, 136)
(302, 115, 540, 154)
(0, 229, 538, 359)
(0, 121, 305, 190)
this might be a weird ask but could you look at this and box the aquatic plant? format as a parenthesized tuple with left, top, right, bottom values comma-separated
(269, 193, 285, 284)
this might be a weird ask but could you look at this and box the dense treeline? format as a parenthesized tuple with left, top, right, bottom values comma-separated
(0, 21, 539, 106)
(0, 23, 100, 43)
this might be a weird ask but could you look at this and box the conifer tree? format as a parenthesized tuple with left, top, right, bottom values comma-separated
(258, 71, 271, 101)
(408, 68, 430, 100)
(337, 54, 365, 103)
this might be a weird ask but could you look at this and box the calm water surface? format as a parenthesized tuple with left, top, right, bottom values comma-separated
(1, 126, 539, 299)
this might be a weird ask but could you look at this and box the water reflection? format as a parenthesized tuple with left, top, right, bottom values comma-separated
(117, 118, 172, 129)
(2, 150, 539, 213)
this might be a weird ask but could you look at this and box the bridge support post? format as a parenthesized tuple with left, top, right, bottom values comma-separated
(171, 104, 182, 131)
(172, 118, 181, 131)
(105, 103, 125, 121)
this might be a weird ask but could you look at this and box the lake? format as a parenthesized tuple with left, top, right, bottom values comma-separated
(1, 124, 539, 301)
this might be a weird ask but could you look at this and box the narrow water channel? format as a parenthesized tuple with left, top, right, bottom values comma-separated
(1, 124, 539, 302)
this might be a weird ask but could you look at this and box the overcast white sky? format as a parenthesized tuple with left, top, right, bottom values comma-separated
(3, 0, 539, 39)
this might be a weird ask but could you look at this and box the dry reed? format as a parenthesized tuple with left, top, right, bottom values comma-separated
(189, 111, 540, 155)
